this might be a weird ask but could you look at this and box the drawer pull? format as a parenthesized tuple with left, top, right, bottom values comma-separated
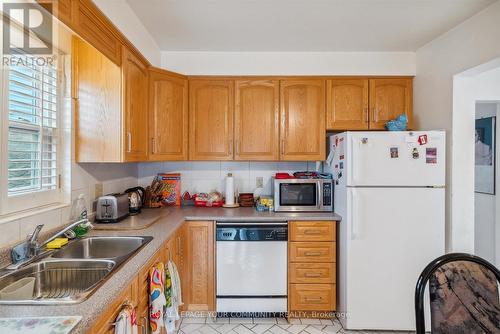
(303, 230, 321, 235)
(304, 252, 322, 256)
(305, 297, 323, 302)
(304, 273, 322, 278)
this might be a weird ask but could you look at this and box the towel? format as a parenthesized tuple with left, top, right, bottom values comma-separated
(164, 260, 183, 333)
(11, 242, 28, 263)
(149, 263, 166, 334)
(114, 305, 138, 334)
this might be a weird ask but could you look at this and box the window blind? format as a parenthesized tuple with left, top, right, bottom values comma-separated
(7, 59, 58, 195)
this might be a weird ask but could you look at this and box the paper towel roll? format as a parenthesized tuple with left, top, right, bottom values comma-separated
(225, 173, 235, 205)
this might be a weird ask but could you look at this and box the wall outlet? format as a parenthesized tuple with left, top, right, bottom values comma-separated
(256, 177, 264, 188)
(95, 183, 103, 198)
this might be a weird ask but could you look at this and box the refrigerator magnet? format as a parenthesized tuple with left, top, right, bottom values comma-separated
(426, 148, 437, 164)
(412, 147, 420, 159)
(390, 147, 399, 158)
(418, 134, 428, 145)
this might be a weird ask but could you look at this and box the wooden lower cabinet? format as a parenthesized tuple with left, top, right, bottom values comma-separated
(182, 221, 216, 312)
(290, 284, 336, 311)
(288, 221, 337, 318)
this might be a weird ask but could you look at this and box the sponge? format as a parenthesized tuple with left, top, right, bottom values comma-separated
(46, 238, 69, 249)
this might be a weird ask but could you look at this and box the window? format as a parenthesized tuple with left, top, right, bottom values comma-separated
(7, 60, 59, 195)
(1, 57, 62, 214)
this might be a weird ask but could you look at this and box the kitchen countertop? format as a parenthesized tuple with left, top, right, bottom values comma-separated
(0, 207, 341, 333)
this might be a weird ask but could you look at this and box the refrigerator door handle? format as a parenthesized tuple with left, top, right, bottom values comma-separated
(350, 189, 359, 240)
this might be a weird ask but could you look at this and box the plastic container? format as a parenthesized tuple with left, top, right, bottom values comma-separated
(0, 277, 35, 300)
(68, 194, 89, 238)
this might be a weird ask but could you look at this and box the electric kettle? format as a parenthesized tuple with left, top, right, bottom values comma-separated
(124, 186, 145, 215)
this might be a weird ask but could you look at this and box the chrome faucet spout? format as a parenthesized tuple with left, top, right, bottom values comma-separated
(6, 218, 92, 270)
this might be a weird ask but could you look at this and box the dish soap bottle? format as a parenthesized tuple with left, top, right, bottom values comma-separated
(70, 194, 90, 238)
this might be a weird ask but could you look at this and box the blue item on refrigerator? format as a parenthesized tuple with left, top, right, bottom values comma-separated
(385, 114, 408, 131)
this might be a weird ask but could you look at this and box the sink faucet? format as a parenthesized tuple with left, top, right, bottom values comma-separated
(7, 218, 93, 270)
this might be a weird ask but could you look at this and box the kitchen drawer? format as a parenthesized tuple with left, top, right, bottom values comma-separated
(289, 242, 336, 263)
(289, 284, 336, 311)
(289, 221, 336, 242)
(289, 263, 336, 284)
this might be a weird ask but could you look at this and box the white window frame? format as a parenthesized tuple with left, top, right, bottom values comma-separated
(0, 57, 64, 216)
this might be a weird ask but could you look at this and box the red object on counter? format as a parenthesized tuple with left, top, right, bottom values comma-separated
(194, 199, 224, 207)
(275, 173, 294, 179)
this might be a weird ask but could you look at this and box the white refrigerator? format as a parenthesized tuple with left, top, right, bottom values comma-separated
(326, 131, 445, 331)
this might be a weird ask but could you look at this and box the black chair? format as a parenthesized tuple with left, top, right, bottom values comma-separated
(415, 253, 500, 334)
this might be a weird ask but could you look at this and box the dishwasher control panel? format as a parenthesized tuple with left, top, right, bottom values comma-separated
(216, 223, 288, 241)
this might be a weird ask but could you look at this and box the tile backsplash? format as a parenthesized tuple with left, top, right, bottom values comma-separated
(138, 161, 320, 196)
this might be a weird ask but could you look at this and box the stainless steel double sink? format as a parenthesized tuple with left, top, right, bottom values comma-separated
(0, 236, 153, 304)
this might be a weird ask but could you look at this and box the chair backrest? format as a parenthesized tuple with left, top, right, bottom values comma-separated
(415, 253, 500, 334)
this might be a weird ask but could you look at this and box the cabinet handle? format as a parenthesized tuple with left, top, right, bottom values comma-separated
(364, 107, 369, 123)
(229, 139, 233, 156)
(151, 138, 156, 155)
(303, 230, 321, 235)
(176, 236, 181, 257)
(235, 139, 239, 156)
(127, 132, 132, 152)
(305, 297, 323, 302)
(304, 252, 322, 257)
(139, 316, 148, 334)
(304, 273, 322, 278)
(281, 140, 285, 155)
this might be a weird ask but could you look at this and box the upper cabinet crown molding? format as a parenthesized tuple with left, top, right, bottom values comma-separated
(189, 79, 235, 161)
(234, 80, 280, 161)
(148, 67, 189, 161)
(280, 79, 326, 161)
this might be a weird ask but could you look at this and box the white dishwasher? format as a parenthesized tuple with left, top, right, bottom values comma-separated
(216, 222, 288, 316)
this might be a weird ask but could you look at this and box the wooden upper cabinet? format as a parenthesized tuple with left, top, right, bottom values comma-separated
(148, 68, 188, 161)
(326, 79, 369, 130)
(73, 0, 122, 65)
(369, 78, 413, 130)
(73, 37, 122, 163)
(189, 80, 234, 160)
(280, 79, 326, 161)
(235, 80, 279, 161)
(122, 46, 149, 162)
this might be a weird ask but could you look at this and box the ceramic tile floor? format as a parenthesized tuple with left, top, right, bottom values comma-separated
(177, 317, 416, 334)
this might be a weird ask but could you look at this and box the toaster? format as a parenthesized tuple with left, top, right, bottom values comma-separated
(95, 193, 130, 223)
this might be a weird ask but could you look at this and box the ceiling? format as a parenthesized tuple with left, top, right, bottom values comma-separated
(127, 0, 497, 52)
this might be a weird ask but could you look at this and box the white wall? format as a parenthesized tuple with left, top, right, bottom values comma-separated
(161, 52, 416, 75)
(414, 1, 500, 252)
(93, 0, 161, 66)
(137, 161, 319, 197)
(474, 102, 499, 264)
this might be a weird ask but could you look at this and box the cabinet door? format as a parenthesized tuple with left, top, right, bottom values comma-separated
(184, 221, 215, 312)
(234, 80, 280, 160)
(89, 280, 136, 334)
(280, 80, 326, 161)
(369, 78, 413, 130)
(149, 69, 188, 161)
(326, 79, 369, 130)
(189, 80, 234, 160)
(73, 37, 122, 163)
(123, 46, 149, 162)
